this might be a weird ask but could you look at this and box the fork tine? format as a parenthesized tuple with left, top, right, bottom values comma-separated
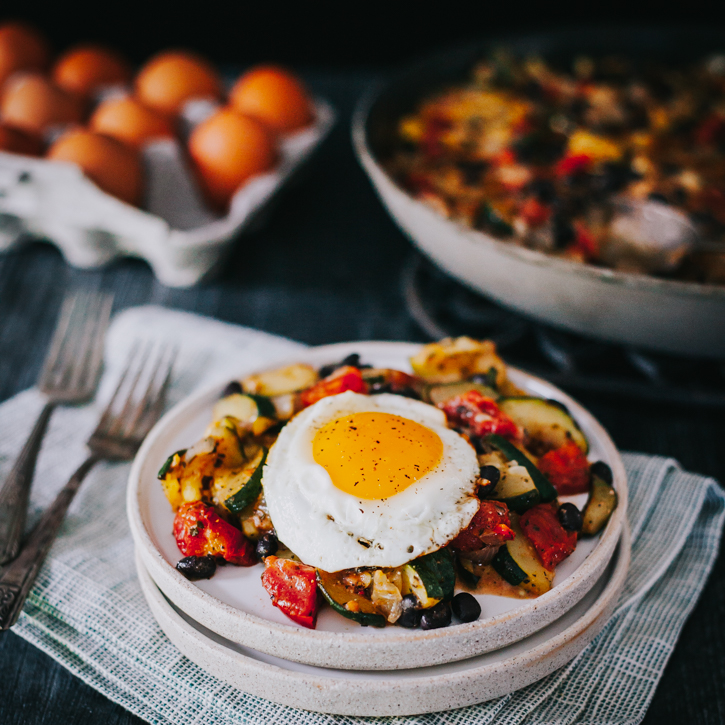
(105, 342, 154, 439)
(122, 345, 176, 441)
(94, 340, 143, 435)
(37, 292, 79, 388)
(66, 293, 113, 394)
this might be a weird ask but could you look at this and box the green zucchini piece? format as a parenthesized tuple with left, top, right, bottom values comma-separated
(455, 558, 480, 589)
(581, 475, 618, 536)
(492, 514, 554, 595)
(223, 448, 268, 514)
(485, 434, 558, 503)
(316, 570, 386, 627)
(213, 393, 276, 423)
(498, 397, 589, 454)
(424, 380, 499, 406)
(246, 393, 276, 419)
(491, 544, 528, 586)
(492, 463, 541, 514)
(157, 449, 186, 479)
(243, 363, 318, 396)
(403, 548, 456, 606)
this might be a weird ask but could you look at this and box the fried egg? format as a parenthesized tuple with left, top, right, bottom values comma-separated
(262, 391, 479, 571)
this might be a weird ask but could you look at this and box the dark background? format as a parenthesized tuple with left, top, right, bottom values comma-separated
(7, 2, 725, 69)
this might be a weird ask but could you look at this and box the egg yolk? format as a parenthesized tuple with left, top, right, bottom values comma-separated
(312, 412, 443, 500)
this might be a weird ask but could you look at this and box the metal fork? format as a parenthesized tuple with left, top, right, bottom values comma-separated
(0, 290, 113, 565)
(0, 341, 175, 631)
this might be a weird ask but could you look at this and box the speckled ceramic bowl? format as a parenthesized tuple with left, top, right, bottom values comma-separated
(136, 526, 629, 716)
(352, 29, 725, 358)
(127, 342, 627, 670)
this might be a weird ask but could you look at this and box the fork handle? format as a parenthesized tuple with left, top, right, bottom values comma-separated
(0, 454, 99, 631)
(0, 402, 56, 566)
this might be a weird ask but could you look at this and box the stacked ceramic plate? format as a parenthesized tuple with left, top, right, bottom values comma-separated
(127, 342, 629, 716)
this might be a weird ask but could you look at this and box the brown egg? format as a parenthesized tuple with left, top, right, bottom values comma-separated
(47, 128, 143, 205)
(0, 22, 49, 88)
(53, 44, 131, 98)
(229, 65, 313, 133)
(135, 51, 222, 116)
(0, 72, 83, 135)
(0, 123, 43, 155)
(188, 108, 277, 210)
(90, 95, 175, 148)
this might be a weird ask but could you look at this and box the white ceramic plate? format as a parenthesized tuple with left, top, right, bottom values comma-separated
(136, 525, 629, 716)
(127, 341, 627, 670)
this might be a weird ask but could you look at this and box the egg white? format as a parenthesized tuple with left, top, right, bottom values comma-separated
(262, 391, 480, 571)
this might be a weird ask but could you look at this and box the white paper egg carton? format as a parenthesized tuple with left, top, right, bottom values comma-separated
(0, 99, 334, 287)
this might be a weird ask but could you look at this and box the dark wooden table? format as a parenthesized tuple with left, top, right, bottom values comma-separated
(0, 71, 723, 725)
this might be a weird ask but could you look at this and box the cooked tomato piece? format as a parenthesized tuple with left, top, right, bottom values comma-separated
(538, 441, 590, 495)
(261, 556, 319, 628)
(173, 501, 256, 566)
(520, 197, 551, 227)
(555, 153, 592, 177)
(519, 503, 577, 570)
(299, 365, 367, 407)
(449, 500, 514, 552)
(441, 390, 521, 443)
(573, 222, 599, 260)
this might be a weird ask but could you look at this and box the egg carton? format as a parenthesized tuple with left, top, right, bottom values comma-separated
(0, 99, 335, 286)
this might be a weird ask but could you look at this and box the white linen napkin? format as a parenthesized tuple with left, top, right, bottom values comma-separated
(4, 305, 724, 725)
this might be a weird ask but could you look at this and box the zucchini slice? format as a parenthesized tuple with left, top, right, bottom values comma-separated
(402, 548, 456, 607)
(316, 570, 386, 627)
(157, 449, 186, 479)
(581, 475, 618, 536)
(498, 397, 589, 454)
(212, 394, 276, 436)
(424, 380, 499, 406)
(492, 462, 541, 513)
(243, 363, 319, 397)
(492, 514, 554, 595)
(222, 448, 268, 515)
(485, 434, 558, 503)
(456, 558, 481, 589)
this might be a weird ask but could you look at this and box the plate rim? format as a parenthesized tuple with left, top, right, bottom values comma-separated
(127, 340, 628, 670)
(135, 524, 631, 716)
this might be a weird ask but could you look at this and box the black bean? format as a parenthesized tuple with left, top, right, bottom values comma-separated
(220, 381, 243, 398)
(256, 533, 279, 560)
(420, 601, 452, 630)
(318, 353, 369, 378)
(590, 461, 613, 485)
(529, 179, 556, 203)
(478, 465, 500, 498)
(176, 556, 217, 581)
(553, 213, 576, 248)
(558, 503, 583, 532)
(397, 594, 422, 629)
(593, 163, 637, 195)
(451, 592, 481, 623)
(457, 160, 488, 186)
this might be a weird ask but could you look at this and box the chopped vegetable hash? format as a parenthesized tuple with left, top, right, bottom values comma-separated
(159, 338, 617, 630)
(385, 52, 725, 283)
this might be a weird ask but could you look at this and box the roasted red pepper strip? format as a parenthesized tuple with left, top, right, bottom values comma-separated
(299, 365, 367, 407)
(519, 503, 577, 570)
(261, 556, 319, 628)
(173, 501, 256, 566)
(449, 500, 514, 552)
(537, 441, 591, 495)
(440, 390, 521, 443)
